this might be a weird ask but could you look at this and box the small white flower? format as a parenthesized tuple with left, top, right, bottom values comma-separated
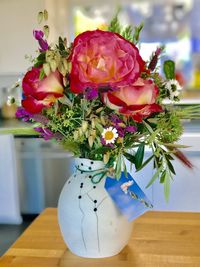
(165, 79, 182, 100)
(102, 127, 118, 144)
(121, 180, 134, 194)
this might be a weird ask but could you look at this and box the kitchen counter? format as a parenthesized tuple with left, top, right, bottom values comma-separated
(1, 208, 200, 266)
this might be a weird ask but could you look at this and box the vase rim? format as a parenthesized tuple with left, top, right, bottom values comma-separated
(74, 157, 105, 172)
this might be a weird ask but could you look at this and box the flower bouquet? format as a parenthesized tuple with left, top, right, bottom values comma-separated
(5, 10, 200, 258)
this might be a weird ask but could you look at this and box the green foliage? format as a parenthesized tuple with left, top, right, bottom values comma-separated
(61, 139, 80, 156)
(37, 10, 48, 24)
(115, 154, 122, 179)
(39, 68, 45, 80)
(108, 13, 143, 44)
(156, 111, 183, 143)
(34, 52, 46, 67)
(108, 12, 121, 34)
(135, 142, 145, 170)
(124, 152, 135, 164)
(132, 22, 144, 44)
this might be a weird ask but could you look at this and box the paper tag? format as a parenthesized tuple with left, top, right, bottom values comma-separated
(105, 172, 153, 221)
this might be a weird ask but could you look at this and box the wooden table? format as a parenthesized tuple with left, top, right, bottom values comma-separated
(1, 208, 200, 267)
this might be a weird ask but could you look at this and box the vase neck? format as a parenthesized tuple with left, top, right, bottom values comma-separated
(74, 158, 105, 172)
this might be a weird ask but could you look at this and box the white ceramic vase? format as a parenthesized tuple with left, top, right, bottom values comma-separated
(58, 158, 133, 258)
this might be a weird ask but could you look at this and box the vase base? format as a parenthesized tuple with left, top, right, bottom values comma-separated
(67, 246, 125, 258)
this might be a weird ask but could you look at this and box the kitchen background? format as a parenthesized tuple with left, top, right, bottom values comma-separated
(0, 0, 200, 254)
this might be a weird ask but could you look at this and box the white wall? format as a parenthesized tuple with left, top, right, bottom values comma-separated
(0, 0, 45, 74)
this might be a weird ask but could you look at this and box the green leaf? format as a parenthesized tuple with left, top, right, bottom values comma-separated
(143, 120, 154, 133)
(37, 52, 46, 62)
(165, 154, 174, 161)
(58, 37, 66, 51)
(123, 158, 128, 178)
(37, 11, 43, 24)
(43, 25, 49, 38)
(164, 143, 191, 149)
(136, 154, 154, 172)
(132, 22, 144, 44)
(43, 9, 48, 21)
(91, 146, 111, 155)
(59, 95, 73, 107)
(166, 158, 176, 175)
(121, 25, 133, 43)
(95, 122, 104, 134)
(146, 166, 162, 188)
(164, 173, 170, 202)
(108, 10, 121, 34)
(34, 52, 46, 68)
(62, 140, 80, 155)
(135, 143, 145, 169)
(39, 68, 45, 80)
(115, 155, 122, 179)
(124, 152, 135, 164)
(160, 170, 166, 183)
(163, 60, 175, 79)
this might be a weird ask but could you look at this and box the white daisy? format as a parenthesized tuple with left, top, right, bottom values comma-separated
(165, 79, 182, 100)
(102, 127, 118, 144)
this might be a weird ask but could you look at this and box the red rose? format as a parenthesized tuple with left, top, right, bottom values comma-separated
(22, 67, 64, 113)
(70, 30, 145, 93)
(103, 78, 162, 122)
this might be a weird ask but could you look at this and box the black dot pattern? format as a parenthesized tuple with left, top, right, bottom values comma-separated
(78, 195, 82, 199)
(94, 208, 97, 212)
(94, 200, 97, 204)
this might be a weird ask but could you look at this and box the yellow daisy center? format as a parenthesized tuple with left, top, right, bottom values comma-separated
(105, 131, 114, 140)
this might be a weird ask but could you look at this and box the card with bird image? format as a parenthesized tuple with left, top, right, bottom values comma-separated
(105, 172, 153, 221)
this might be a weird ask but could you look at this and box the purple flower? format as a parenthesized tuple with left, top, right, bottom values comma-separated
(100, 137, 114, 148)
(155, 47, 162, 56)
(34, 127, 63, 141)
(110, 114, 122, 124)
(125, 126, 137, 133)
(84, 87, 98, 100)
(33, 30, 44, 40)
(33, 30, 49, 52)
(16, 107, 32, 121)
(115, 126, 125, 137)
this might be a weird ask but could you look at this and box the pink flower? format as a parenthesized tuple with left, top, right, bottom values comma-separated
(103, 78, 163, 122)
(70, 30, 145, 94)
(22, 67, 64, 114)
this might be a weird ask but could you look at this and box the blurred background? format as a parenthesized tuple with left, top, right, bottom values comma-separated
(0, 0, 200, 255)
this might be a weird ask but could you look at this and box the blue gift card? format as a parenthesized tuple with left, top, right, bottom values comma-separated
(105, 172, 153, 221)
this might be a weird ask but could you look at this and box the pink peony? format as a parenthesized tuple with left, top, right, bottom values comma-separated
(103, 78, 162, 122)
(22, 67, 64, 113)
(69, 30, 145, 93)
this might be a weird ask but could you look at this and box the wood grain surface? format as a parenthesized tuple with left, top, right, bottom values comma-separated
(1, 208, 200, 267)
